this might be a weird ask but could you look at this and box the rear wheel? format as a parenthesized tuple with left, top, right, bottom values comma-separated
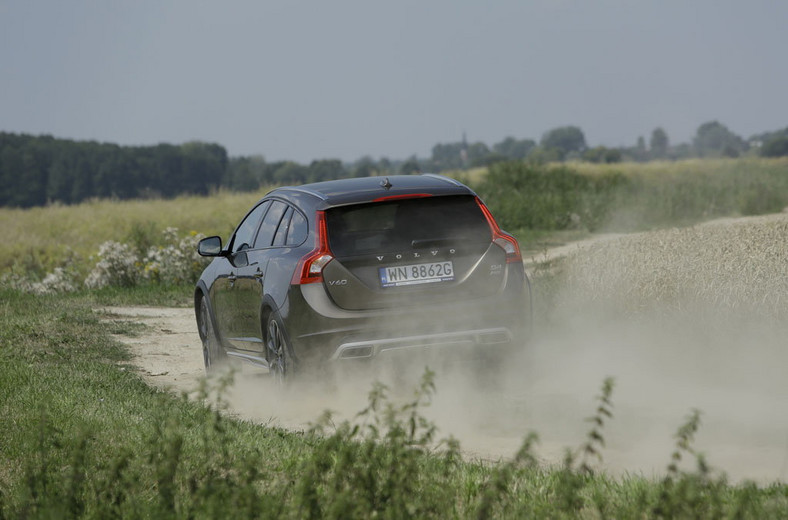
(266, 314, 294, 384)
(198, 296, 225, 372)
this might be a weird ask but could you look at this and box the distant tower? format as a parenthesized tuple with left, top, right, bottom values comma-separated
(460, 131, 469, 168)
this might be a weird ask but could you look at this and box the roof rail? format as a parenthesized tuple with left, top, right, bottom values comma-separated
(277, 185, 328, 201)
(421, 173, 462, 186)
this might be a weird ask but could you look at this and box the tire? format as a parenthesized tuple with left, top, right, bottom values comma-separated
(265, 313, 294, 384)
(198, 296, 225, 372)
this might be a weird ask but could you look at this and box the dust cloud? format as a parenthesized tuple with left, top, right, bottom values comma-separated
(227, 214, 788, 484)
(223, 308, 787, 484)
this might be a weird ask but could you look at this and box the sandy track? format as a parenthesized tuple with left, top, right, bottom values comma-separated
(100, 214, 788, 484)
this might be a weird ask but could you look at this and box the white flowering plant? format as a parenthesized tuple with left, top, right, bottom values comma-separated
(142, 227, 207, 285)
(84, 241, 142, 289)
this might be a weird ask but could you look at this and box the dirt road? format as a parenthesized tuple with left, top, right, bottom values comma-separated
(101, 214, 788, 484)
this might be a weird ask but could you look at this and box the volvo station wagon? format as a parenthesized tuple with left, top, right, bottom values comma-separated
(194, 174, 531, 379)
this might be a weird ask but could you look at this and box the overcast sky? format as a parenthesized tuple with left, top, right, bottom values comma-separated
(2, 1, 786, 163)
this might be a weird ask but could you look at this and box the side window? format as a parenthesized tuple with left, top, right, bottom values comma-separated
(286, 210, 308, 246)
(254, 201, 287, 248)
(273, 207, 294, 247)
(232, 201, 270, 254)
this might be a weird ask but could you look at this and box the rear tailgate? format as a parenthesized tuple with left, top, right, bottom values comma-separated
(321, 195, 510, 310)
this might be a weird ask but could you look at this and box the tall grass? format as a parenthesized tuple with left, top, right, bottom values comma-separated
(0, 188, 273, 277)
(474, 158, 788, 241)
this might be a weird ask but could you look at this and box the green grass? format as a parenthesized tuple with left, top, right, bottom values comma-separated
(0, 289, 306, 517)
(1, 287, 786, 517)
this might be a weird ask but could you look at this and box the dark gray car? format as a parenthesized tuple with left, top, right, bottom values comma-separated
(194, 174, 531, 379)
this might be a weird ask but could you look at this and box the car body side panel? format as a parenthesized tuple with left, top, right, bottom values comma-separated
(230, 253, 266, 351)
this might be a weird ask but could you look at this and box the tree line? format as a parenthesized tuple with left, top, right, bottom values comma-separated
(0, 133, 228, 207)
(1, 121, 787, 208)
(428, 122, 788, 169)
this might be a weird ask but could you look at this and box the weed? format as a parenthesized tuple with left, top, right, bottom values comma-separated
(578, 376, 615, 476)
(296, 369, 462, 519)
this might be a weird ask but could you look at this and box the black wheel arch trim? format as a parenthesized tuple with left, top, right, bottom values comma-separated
(194, 282, 222, 345)
(261, 297, 298, 364)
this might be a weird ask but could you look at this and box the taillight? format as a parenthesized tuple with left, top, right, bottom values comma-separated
(372, 193, 432, 202)
(291, 211, 334, 284)
(475, 198, 522, 263)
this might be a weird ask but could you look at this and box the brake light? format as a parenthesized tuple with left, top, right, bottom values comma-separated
(372, 193, 432, 202)
(292, 211, 334, 284)
(475, 198, 522, 263)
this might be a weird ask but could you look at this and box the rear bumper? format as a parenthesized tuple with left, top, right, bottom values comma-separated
(282, 273, 530, 365)
(330, 327, 512, 360)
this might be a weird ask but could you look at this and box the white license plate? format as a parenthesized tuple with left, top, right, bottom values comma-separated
(379, 261, 454, 288)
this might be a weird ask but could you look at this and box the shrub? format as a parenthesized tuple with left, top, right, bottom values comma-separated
(84, 241, 141, 289)
(475, 161, 627, 232)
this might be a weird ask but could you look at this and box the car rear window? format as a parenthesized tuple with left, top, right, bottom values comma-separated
(326, 195, 491, 257)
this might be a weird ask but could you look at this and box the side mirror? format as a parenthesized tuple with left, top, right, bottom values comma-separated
(197, 236, 223, 257)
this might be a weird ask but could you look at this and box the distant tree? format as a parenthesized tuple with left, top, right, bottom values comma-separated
(650, 127, 669, 159)
(272, 162, 309, 184)
(430, 140, 490, 171)
(582, 146, 622, 164)
(493, 137, 536, 160)
(430, 142, 464, 170)
(540, 126, 586, 159)
(749, 127, 788, 146)
(308, 159, 346, 182)
(180, 141, 228, 194)
(672, 143, 693, 160)
(227, 156, 265, 191)
(525, 146, 563, 164)
(351, 156, 376, 178)
(471, 153, 508, 168)
(466, 142, 491, 165)
(761, 135, 788, 157)
(377, 157, 392, 175)
(20, 140, 52, 206)
(260, 161, 287, 185)
(635, 136, 646, 159)
(399, 156, 421, 175)
(693, 121, 747, 157)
